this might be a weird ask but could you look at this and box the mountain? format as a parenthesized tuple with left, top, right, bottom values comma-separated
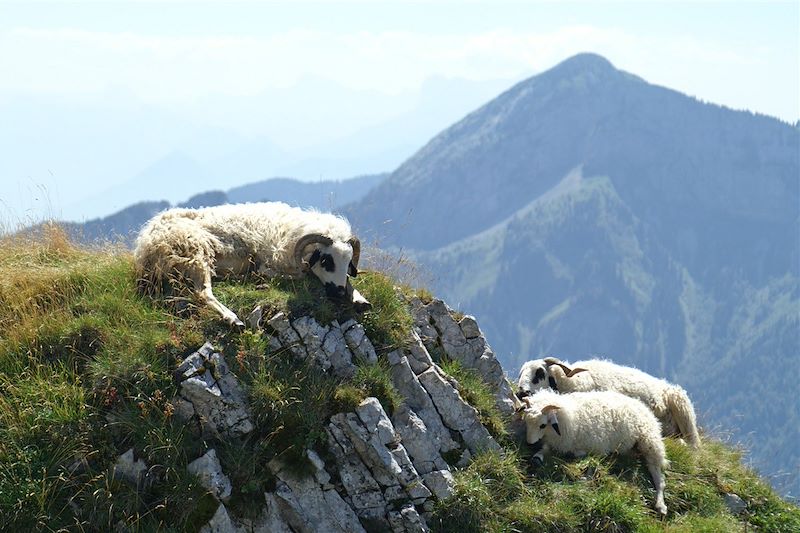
(228, 173, 386, 208)
(51, 174, 385, 246)
(347, 53, 800, 496)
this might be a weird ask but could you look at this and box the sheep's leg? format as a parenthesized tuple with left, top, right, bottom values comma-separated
(189, 266, 244, 328)
(645, 457, 667, 516)
(530, 441, 549, 466)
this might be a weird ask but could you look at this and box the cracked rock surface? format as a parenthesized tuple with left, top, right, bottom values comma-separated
(182, 298, 514, 532)
(174, 343, 254, 438)
(187, 449, 232, 503)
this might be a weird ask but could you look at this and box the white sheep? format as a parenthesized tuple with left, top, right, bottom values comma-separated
(517, 389, 669, 515)
(133, 202, 370, 327)
(517, 357, 701, 448)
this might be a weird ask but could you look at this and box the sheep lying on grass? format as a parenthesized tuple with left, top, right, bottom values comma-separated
(134, 202, 370, 327)
(517, 357, 701, 448)
(518, 389, 669, 515)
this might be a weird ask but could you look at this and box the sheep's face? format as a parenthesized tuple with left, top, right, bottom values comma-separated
(521, 405, 561, 444)
(517, 360, 551, 398)
(305, 241, 355, 300)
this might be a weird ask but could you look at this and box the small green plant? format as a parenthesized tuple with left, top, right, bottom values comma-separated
(352, 271, 415, 352)
(347, 360, 403, 416)
(438, 358, 507, 439)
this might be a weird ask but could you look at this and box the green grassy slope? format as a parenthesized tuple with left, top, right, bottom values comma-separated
(1, 228, 797, 532)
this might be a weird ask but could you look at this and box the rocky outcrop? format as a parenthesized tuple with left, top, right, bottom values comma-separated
(162, 296, 514, 532)
(174, 343, 254, 438)
(409, 298, 517, 416)
(188, 449, 232, 503)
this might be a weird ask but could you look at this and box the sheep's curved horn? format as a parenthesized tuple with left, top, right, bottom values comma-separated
(347, 236, 361, 271)
(541, 404, 561, 414)
(294, 233, 334, 270)
(544, 358, 588, 378)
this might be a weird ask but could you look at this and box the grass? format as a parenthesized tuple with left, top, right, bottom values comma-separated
(430, 439, 800, 533)
(1, 227, 797, 532)
(439, 358, 507, 439)
(0, 227, 413, 531)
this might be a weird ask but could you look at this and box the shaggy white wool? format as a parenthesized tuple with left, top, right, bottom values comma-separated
(133, 202, 363, 326)
(518, 357, 701, 448)
(521, 389, 669, 515)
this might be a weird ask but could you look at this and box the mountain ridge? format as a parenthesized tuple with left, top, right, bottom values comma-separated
(346, 53, 799, 496)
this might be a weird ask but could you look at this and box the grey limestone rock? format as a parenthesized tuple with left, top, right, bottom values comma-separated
(723, 492, 747, 515)
(388, 354, 460, 454)
(187, 449, 232, 502)
(249, 492, 294, 533)
(176, 343, 253, 438)
(292, 316, 331, 371)
(406, 331, 435, 374)
(422, 470, 454, 501)
(412, 298, 517, 416)
(268, 457, 367, 533)
(458, 315, 482, 339)
(266, 312, 306, 358)
(112, 448, 149, 488)
(388, 503, 430, 533)
(199, 504, 237, 533)
(321, 320, 358, 378)
(417, 368, 500, 454)
(341, 318, 378, 364)
(392, 404, 449, 475)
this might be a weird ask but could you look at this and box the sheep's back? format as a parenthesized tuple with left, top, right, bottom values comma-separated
(546, 391, 660, 455)
(564, 360, 671, 416)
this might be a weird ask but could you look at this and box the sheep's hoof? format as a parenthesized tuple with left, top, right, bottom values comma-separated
(224, 314, 245, 329)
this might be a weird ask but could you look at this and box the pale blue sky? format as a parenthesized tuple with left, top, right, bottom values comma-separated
(0, 1, 798, 225)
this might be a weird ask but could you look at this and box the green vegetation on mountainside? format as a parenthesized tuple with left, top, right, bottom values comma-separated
(1, 228, 797, 532)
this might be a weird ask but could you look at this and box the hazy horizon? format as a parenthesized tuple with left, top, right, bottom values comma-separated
(1, 1, 797, 226)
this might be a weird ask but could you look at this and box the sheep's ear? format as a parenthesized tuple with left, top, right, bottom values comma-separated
(542, 406, 561, 435)
(549, 415, 561, 436)
(543, 357, 562, 365)
(348, 261, 358, 277)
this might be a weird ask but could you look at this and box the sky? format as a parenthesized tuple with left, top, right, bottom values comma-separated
(0, 1, 798, 226)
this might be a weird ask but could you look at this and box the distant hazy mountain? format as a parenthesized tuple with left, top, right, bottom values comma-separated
(59, 200, 170, 246)
(3, 76, 512, 223)
(228, 173, 386, 209)
(57, 174, 385, 246)
(347, 53, 800, 496)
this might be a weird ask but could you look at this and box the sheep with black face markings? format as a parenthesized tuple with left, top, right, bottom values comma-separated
(134, 202, 370, 327)
(517, 357, 701, 448)
(517, 389, 669, 515)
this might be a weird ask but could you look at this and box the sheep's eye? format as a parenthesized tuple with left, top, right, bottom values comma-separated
(319, 254, 335, 272)
(539, 423, 546, 429)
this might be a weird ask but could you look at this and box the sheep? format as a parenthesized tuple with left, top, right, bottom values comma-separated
(517, 389, 669, 515)
(133, 202, 370, 327)
(517, 357, 701, 448)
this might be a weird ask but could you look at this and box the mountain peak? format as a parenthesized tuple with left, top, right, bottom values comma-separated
(557, 52, 615, 69)
(541, 52, 621, 82)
